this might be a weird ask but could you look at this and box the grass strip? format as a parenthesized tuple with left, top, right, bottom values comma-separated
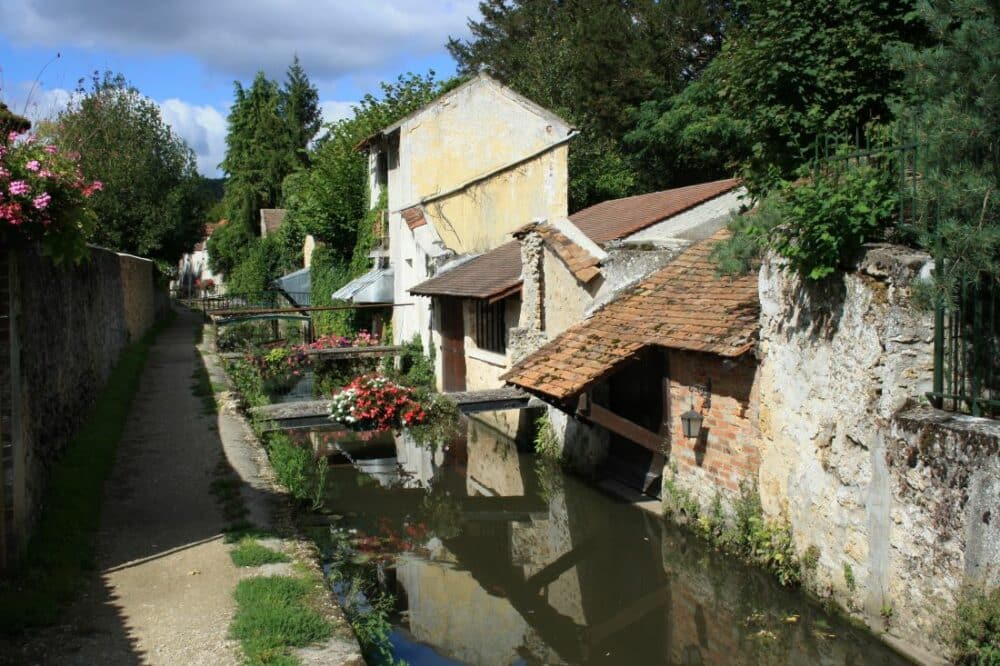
(0, 311, 175, 634)
(231, 539, 290, 567)
(231, 575, 331, 665)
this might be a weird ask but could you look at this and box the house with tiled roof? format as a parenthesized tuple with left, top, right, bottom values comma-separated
(352, 74, 575, 426)
(174, 219, 227, 297)
(503, 227, 762, 500)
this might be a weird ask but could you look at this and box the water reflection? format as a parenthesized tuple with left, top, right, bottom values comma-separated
(308, 417, 910, 665)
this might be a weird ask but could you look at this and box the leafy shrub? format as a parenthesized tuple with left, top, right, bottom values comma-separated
(388, 334, 435, 389)
(532, 412, 563, 462)
(408, 392, 461, 450)
(265, 433, 327, 509)
(949, 586, 1000, 665)
(714, 128, 900, 280)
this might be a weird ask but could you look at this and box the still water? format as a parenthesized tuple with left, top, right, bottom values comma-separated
(293, 416, 911, 666)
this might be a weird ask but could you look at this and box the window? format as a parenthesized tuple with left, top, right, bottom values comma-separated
(475, 300, 507, 354)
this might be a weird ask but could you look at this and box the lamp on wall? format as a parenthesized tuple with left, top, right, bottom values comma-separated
(679, 379, 712, 439)
(680, 406, 703, 439)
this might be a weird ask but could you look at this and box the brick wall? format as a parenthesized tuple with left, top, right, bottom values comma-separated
(665, 350, 760, 506)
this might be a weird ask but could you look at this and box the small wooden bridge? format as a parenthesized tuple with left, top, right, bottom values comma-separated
(251, 387, 544, 430)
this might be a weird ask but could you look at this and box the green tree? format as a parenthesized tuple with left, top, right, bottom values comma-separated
(447, 0, 731, 209)
(280, 55, 322, 169)
(892, 0, 999, 294)
(628, 0, 927, 195)
(47, 71, 210, 265)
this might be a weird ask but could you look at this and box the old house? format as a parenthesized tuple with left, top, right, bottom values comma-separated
(354, 74, 574, 369)
(503, 230, 760, 499)
(175, 220, 226, 296)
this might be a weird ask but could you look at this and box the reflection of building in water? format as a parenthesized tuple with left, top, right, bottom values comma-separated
(394, 431, 446, 488)
(465, 418, 525, 497)
(395, 553, 532, 666)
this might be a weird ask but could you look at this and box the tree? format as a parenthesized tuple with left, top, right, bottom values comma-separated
(47, 71, 209, 265)
(628, 0, 928, 194)
(892, 0, 999, 294)
(280, 56, 322, 169)
(447, 0, 731, 209)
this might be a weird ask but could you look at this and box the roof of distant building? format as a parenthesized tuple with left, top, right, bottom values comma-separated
(260, 209, 287, 236)
(570, 179, 740, 245)
(409, 240, 522, 302)
(502, 229, 759, 401)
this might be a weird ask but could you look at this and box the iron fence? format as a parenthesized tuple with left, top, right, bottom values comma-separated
(929, 277, 1000, 417)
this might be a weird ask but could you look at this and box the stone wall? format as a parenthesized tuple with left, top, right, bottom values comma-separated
(0, 245, 160, 568)
(755, 244, 990, 658)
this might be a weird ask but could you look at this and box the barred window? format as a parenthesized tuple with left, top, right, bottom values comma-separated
(475, 300, 507, 354)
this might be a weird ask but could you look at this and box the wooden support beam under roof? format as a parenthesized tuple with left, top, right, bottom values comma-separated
(576, 393, 665, 454)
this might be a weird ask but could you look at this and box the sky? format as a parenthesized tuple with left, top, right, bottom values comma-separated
(0, 1, 480, 176)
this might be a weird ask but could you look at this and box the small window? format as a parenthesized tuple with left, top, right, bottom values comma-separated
(475, 300, 507, 354)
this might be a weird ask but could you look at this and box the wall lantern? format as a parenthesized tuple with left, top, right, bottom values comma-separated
(680, 408, 703, 439)
(680, 379, 711, 439)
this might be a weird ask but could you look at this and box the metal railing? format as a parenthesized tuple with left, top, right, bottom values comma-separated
(929, 277, 1000, 417)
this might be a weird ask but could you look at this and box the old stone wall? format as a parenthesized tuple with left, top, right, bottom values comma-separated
(754, 244, 989, 658)
(1, 245, 160, 568)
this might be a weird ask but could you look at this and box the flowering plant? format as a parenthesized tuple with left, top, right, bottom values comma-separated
(328, 374, 427, 431)
(302, 330, 380, 351)
(0, 129, 100, 263)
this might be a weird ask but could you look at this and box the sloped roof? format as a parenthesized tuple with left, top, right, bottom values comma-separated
(409, 241, 522, 302)
(570, 179, 740, 245)
(272, 267, 311, 306)
(332, 267, 394, 304)
(515, 222, 601, 283)
(502, 230, 759, 401)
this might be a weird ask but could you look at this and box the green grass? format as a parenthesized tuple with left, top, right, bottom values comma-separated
(231, 539, 291, 567)
(231, 575, 332, 665)
(0, 312, 175, 634)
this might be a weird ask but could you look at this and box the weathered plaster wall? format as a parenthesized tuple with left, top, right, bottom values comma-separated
(540, 245, 602, 338)
(397, 76, 570, 209)
(425, 147, 568, 253)
(1, 246, 160, 567)
(754, 244, 986, 657)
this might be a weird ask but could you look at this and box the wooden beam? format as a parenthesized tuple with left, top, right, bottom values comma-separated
(304, 345, 403, 359)
(577, 393, 665, 454)
(210, 302, 409, 318)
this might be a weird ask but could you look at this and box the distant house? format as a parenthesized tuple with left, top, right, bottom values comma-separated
(503, 229, 761, 499)
(350, 73, 575, 400)
(259, 209, 287, 237)
(175, 220, 227, 296)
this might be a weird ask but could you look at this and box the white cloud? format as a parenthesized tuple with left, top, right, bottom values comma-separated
(1, 0, 478, 84)
(158, 98, 227, 177)
(320, 100, 356, 126)
(11, 83, 73, 124)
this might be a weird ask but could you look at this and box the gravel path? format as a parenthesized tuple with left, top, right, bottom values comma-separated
(3, 309, 244, 665)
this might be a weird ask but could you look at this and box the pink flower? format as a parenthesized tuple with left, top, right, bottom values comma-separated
(9, 180, 30, 196)
(7, 131, 20, 143)
(44, 145, 58, 154)
(38, 169, 54, 178)
(32, 193, 51, 210)
(25, 160, 40, 172)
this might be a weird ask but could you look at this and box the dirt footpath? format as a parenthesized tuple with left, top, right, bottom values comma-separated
(3, 309, 245, 665)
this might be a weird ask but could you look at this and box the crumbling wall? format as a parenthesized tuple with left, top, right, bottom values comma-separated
(755, 243, 994, 658)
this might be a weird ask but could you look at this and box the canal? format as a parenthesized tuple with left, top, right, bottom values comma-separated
(284, 412, 912, 665)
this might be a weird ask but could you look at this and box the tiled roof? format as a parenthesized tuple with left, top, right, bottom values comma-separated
(409, 241, 522, 302)
(570, 179, 740, 245)
(260, 209, 287, 235)
(516, 222, 601, 283)
(402, 206, 426, 230)
(502, 230, 759, 401)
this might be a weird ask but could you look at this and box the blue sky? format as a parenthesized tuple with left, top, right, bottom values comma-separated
(0, 1, 478, 176)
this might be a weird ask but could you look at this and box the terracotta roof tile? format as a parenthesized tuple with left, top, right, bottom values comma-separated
(502, 229, 758, 401)
(409, 241, 522, 301)
(570, 179, 740, 245)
